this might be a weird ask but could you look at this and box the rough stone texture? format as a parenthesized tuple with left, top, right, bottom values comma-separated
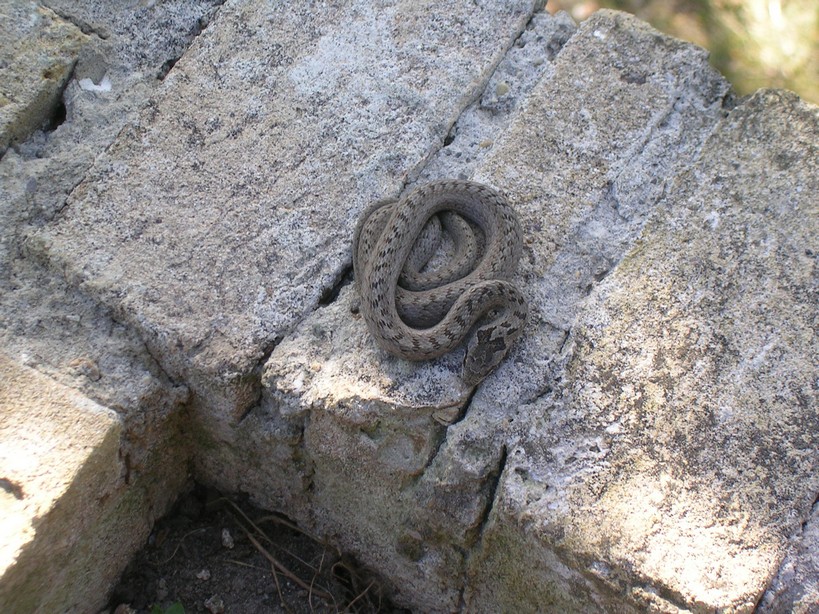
(33, 0, 537, 425)
(1, 0, 225, 413)
(467, 89, 818, 612)
(256, 11, 815, 614)
(1, 146, 192, 481)
(0, 0, 219, 544)
(416, 9, 578, 184)
(43, 0, 223, 80)
(0, 0, 89, 153)
(1, 1, 817, 612)
(210, 10, 583, 610)
(415, 18, 737, 596)
(10, 0, 224, 225)
(760, 499, 819, 613)
(0, 0, 222, 611)
(0, 354, 128, 612)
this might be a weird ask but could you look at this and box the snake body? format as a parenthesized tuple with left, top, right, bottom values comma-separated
(353, 179, 528, 385)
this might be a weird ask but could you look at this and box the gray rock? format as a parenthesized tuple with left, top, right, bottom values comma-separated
(760, 498, 819, 612)
(468, 89, 818, 611)
(1, 1, 816, 612)
(0, 0, 227, 611)
(0, 0, 89, 154)
(256, 9, 815, 613)
(416, 10, 578, 184)
(0, 354, 128, 613)
(424, 18, 734, 581)
(0, 0, 223, 505)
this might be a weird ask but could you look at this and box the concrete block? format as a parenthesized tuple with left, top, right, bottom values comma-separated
(467, 88, 818, 611)
(0, 354, 127, 612)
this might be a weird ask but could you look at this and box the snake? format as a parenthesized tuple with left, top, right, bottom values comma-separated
(353, 179, 528, 385)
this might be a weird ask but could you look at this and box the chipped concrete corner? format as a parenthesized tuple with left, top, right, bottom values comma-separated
(1, 1, 817, 613)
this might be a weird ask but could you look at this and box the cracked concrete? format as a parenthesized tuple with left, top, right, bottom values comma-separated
(1, 0, 817, 612)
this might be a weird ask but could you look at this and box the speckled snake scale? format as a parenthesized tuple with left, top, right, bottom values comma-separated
(353, 179, 528, 385)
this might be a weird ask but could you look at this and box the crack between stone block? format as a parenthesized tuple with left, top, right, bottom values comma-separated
(806, 492, 819, 530)
(406, 3, 545, 184)
(44, 4, 109, 39)
(318, 263, 354, 306)
(456, 584, 467, 612)
(408, 395, 475, 495)
(245, 260, 354, 398)
(157, 2, 226, 80)
(139, 338, 187, 393)
(478, 443, 507, 535)
(457, 444, 508, 613)
(232, 333, 284, 424)
(417, 383, 479, 480)
(238, 264, 355, 425)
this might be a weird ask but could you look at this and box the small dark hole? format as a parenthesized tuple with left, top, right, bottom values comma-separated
(44, 101, 67, 132)
(157, 57, 179, 80)
(319, 269, 353, 305)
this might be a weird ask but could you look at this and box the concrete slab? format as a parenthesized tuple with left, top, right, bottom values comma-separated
(5, 1, 815, 611)
(0, 4, 218, 609)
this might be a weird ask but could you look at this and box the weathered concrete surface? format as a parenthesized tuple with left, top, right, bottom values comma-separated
(1, 144, 191, 500)
(206, 9, 582, 611)
(2, 1, 817, 612)
(0, 0, 222, 223)
(0, 354, 132, 613)
(0, 0, 221, 611)
(1, 0, 224, 416)
(466, 89, 818, 611)
(248, 10, 819, 613)
(33, 0, 537, 426)
(0, 0, 89, 153)
(417, 9, 578, 184)
(0, 0, 225, 515)
(414, 16, 737, 585)
(760, 499, 819, 612)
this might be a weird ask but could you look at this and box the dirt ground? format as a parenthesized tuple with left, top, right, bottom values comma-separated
(107, 485, 409, 614)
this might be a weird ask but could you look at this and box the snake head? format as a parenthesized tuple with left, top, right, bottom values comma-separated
(462, 325, 515, 386)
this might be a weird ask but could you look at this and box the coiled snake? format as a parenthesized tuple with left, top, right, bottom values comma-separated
(353, 179, 528, 385)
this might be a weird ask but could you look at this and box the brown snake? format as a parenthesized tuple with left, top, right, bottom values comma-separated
(353, 179, 528, 385)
